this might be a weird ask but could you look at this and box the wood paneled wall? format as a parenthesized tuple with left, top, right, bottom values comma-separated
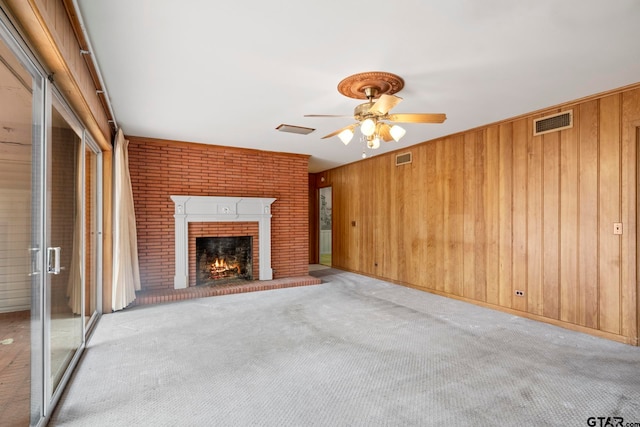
(313, 85, 640, 345)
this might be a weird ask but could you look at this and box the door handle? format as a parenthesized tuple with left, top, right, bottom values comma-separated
(47, 247, 61, 275)
(28, 247, 41, 276)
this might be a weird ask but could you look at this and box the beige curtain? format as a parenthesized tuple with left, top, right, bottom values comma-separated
(112, 129, 141, 310)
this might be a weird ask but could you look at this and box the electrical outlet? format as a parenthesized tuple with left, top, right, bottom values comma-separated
(515, 290, 525, 297)
(614, 223, 623, 235)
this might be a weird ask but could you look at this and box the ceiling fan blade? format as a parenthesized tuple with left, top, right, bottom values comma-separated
(321, 124, 357, 139)
(378, 123, 394, 142)
(387, 113, 447, 123)
(304, 114, 352, 118)
(368, 94, 403, 115)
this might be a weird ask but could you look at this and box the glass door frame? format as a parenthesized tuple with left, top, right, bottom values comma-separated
(83, 131, 102, 337)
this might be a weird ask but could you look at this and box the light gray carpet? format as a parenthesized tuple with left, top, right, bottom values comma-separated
(50, 268, 640, 426)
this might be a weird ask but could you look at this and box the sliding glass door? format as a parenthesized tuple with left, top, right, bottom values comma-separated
(45, 102, 84, 399)
(0, 20, 44, 426)
(1, 8, 103, 425)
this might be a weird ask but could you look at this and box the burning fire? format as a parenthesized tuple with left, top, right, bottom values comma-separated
(210, 257, 241, 279)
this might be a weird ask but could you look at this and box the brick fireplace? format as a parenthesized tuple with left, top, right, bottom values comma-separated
(171, 196, 276, 289)
(127, 137, 310, 293)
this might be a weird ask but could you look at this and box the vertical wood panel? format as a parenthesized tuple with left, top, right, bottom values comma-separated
(401, 158, 413, 283)
(512, 119, 529, 312)
(434, 140, 446, 291)
(345, 168, 355, 269)
(486, 126, 500, 305)
(396, 159, 409, 282)
(560, 108, 580, 323)
(331, 172, 346, 268)
(358, 162, 371, 274)
(411, 145, 429, 288)
(463, 133, 477, 298)
(373, 159, 385, 275)
(527, 122, 543, 315)
(54, 0, 69, 56)
(499, 123, 513, 308)
(543, 130, 560, 319)
(330, 174, 341, 267)
(353, 162, 364, 271)
(374, 160, 382, 275)
(578, 100, 600, 328)
(449, 136, 464, 296)
(598, 94, 622, 334)
(621, 90, 640, 344)
(425, 141, 438, 289)
(443, 138, 453, 293)
(474, 132, 487, 301)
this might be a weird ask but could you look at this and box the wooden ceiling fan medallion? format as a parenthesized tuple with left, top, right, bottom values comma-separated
(337, 71, 405, 100)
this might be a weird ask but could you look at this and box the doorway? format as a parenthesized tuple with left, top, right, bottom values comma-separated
(319, 186, 332, 266)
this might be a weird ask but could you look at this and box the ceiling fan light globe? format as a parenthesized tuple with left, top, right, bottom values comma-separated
(371, 136, 381, 149)
(360, 118, 376, 137)
(390, 125, 406, 142)
(338, 129, 354, 145)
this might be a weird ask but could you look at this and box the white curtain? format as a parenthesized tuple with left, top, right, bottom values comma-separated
(112, 129, 141, 310)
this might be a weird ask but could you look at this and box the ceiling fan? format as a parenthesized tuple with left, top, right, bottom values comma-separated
(305, 71, 446, 150)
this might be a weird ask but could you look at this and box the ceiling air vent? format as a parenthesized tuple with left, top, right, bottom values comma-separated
(275, 124, 315, 135)
(533, 110, 573, 136)
(396, 152, 412, 166)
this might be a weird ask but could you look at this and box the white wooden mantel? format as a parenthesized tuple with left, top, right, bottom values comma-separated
(170, 196, 276, 289)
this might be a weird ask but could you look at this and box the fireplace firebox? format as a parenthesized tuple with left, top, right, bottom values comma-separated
(195, 236, 253, 285)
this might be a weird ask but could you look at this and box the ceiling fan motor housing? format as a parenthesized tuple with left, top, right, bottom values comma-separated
(354, 102, 379, 121)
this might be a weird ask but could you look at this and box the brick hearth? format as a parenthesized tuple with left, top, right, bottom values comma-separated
(133, 275, 321, 306)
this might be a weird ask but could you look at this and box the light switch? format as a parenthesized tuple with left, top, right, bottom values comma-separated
(613, 223, 623, 235)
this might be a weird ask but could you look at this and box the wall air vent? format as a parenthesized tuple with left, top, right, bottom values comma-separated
(396, 152, 412, 166)
(533, 110, 573, 136)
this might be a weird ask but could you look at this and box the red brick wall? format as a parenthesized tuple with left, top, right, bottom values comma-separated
(127, 136, 309, 291)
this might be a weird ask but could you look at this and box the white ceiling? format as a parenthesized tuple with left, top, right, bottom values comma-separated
(75, 0, 640, 173)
